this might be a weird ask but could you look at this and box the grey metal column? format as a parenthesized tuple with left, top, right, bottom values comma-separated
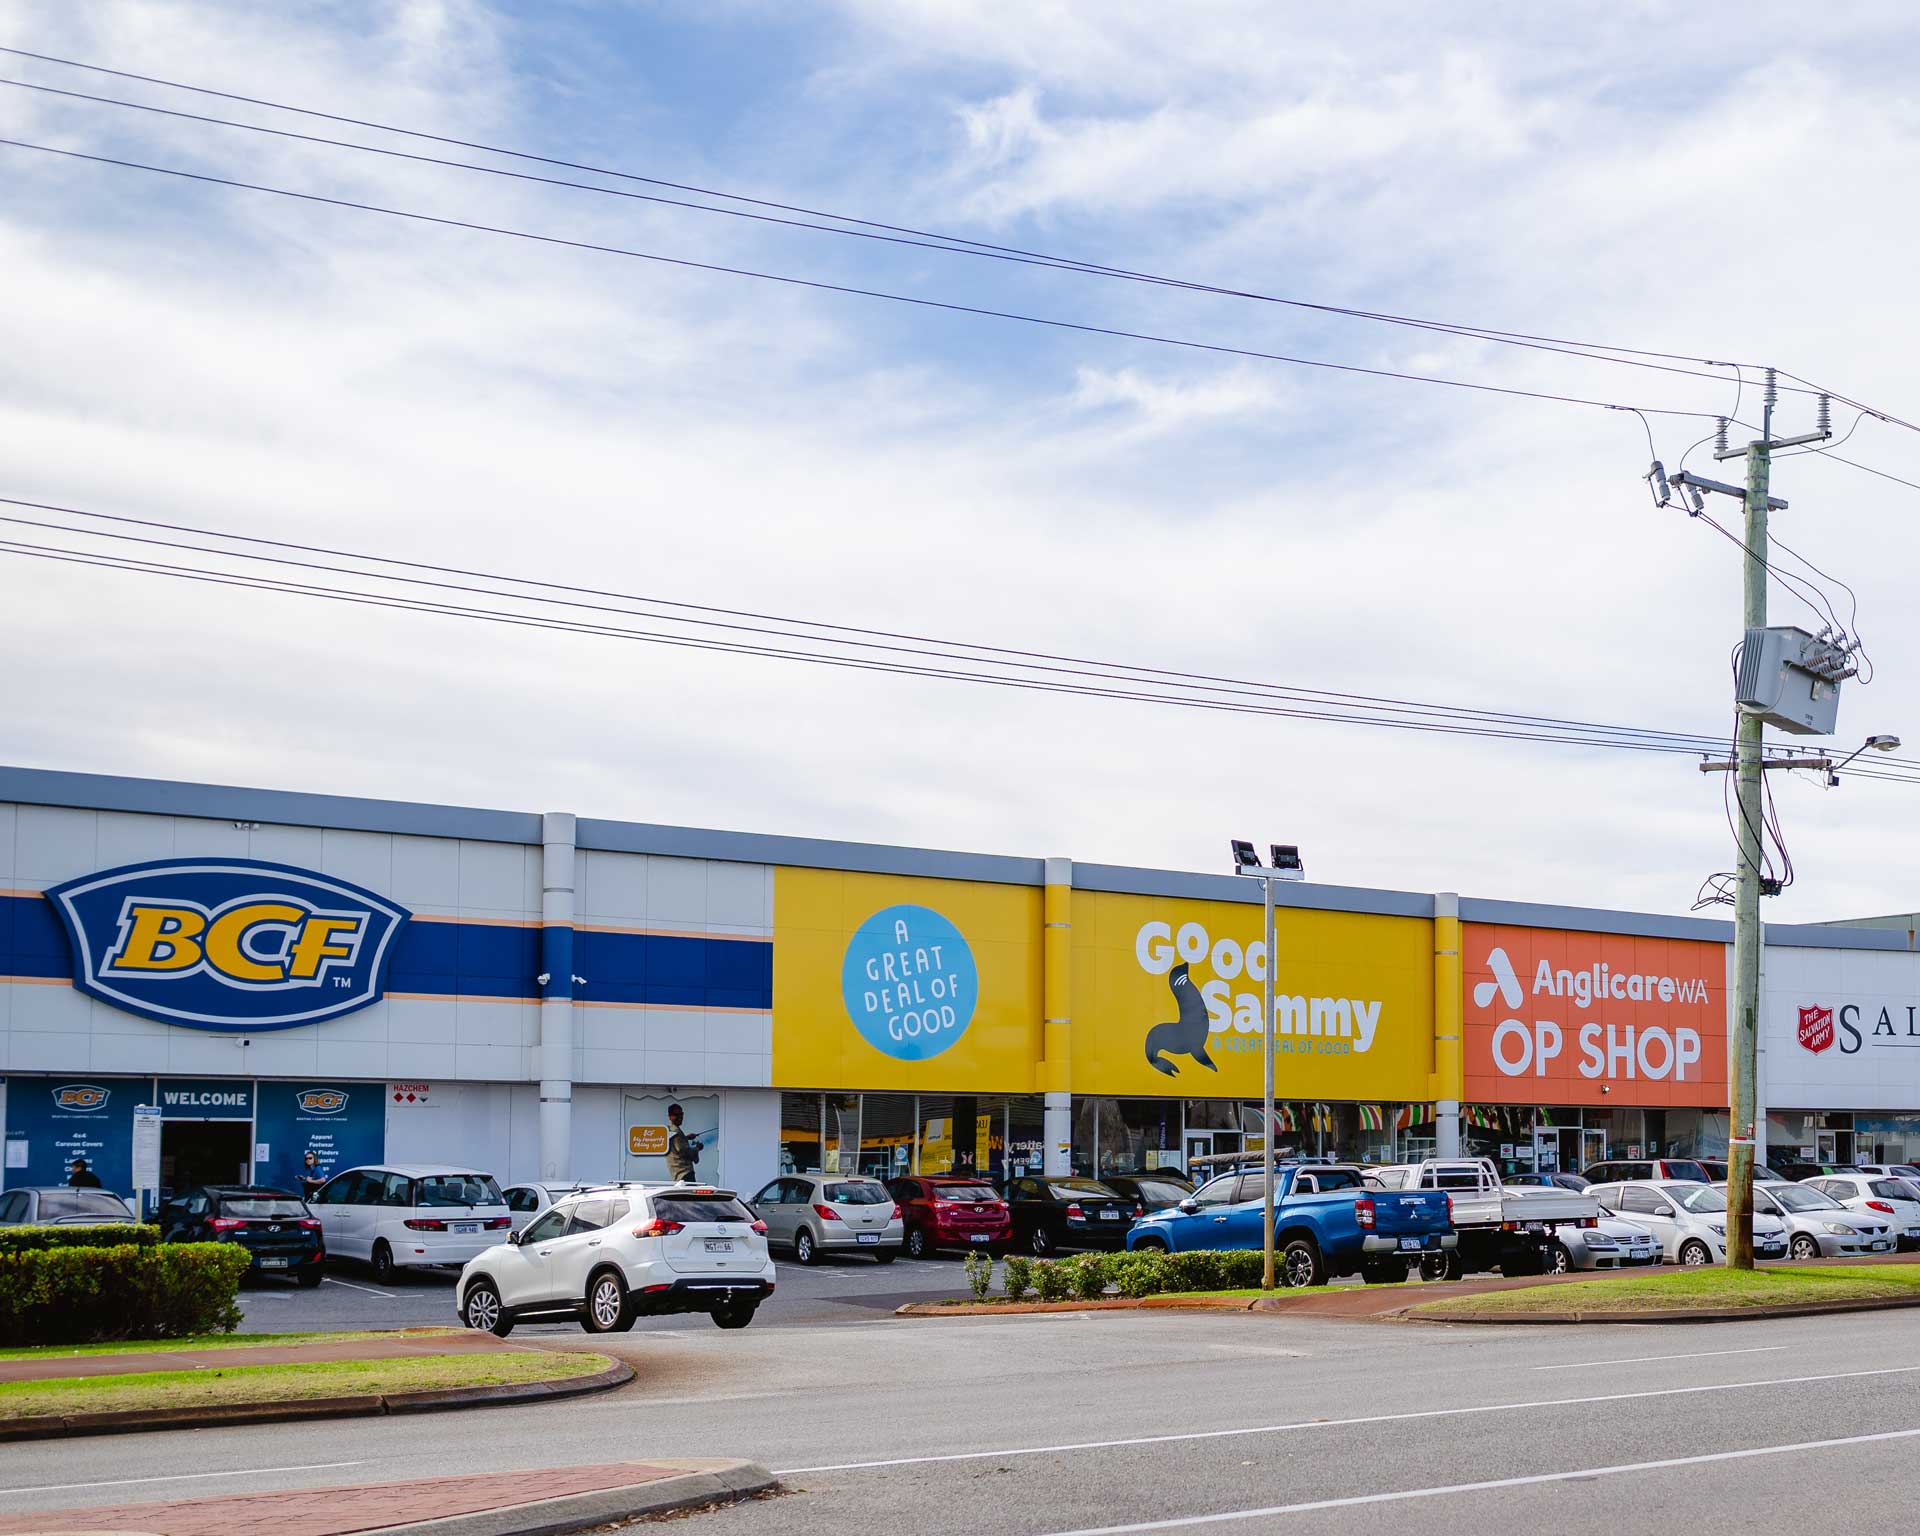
(537, 811, 577, 1182)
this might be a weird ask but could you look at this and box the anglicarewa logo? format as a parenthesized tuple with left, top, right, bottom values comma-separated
(1473, 948, 1525, 1011)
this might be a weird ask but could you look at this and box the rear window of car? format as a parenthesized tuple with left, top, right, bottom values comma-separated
(220, 1198, 309, 1218)
(1872, 1180, 1913, 1200)
(1423, 1167, 1484, 1190)
(1048, 1181, 1119, 1202)
(1661, 1161, 1709, 1183)
(825, 1182, 891, 1205)
(416, 1174, 505, 1207)
(652, 1193, 753, 1223)
(932, 1184, 999, 1202)
(1131, 1179, 1192, 1204)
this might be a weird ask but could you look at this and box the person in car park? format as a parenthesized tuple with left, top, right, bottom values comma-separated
(67, 1157, 101, 1189)
(298, 1150, 326, 1199)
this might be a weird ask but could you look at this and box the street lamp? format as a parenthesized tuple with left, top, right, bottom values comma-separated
(1826, 734, 1902, 786)
(1230, 838, 1306, 1289)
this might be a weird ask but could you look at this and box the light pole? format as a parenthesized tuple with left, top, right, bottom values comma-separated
(1231, 839, 1305, 1289)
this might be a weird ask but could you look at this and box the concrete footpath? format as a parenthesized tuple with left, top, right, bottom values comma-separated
(0, 1459, 777, 1535)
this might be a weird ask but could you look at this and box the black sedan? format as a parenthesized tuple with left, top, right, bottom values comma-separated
(159, 1185, 325, 1285)
(1001, 1175, 1135, 1255)
(1099, 1173, 1196, 1215)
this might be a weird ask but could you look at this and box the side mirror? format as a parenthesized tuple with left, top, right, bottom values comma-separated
(507, 1229, 523, 1246)
(1177, 1199, 1199, 1215)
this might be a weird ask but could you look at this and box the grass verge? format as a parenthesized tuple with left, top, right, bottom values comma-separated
(0, 1349, 609, 1419)
(0, 1328, 461, 1362)
(1414, 1265, 1920, 1319)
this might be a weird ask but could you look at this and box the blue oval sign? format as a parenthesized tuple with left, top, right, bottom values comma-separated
(840, 904, 978, 1061)
(45, 858, 411, 1032)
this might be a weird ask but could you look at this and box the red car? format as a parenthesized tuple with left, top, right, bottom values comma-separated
(886, 1175, 1012, 1258)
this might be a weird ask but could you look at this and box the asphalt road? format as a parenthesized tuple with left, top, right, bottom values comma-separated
(9, 1304, 1920, 1533)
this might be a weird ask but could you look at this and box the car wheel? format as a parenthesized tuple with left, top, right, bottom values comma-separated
(794, 1227, 820, 1265)
(582, 1269, 632, 1333)
(1029, 1225, 1054, 1257)
(1419, 1251, 1462, 1282)
(462, 1279, 513, 1336)
(1546, 1241, 1574, 1275)
(296, 1261, 325, 1289)
(1131, 1236, 1169, 1252)
(370, 1240, 398, 1284)
(1280, 1238, 1325, 1288)
(905, 1228, 930, 1259)
(712, 1300, 758, 1329)
(1790, 1234, 1819, 1261)
(872, 1247, 897, 1265)
(1678, 1239, 1712, 1267)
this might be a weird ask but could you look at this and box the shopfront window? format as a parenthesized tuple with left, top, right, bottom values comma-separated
(858, 1094, 915, 1179)
(780, 1093, 822, 1175)
(1098, 1099, 1181, 1177)
(1858, 1115, 1920, 1165)
(824, 1094, 859, 1175)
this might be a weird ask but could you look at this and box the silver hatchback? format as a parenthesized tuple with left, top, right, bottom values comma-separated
(750, 1174, 903, 1265)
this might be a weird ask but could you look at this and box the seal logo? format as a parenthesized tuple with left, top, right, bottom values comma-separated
(1144, 962, 1219, 1077)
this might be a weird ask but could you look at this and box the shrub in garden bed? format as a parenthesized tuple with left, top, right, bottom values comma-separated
(0, 1223, 160, 1255)
(0, 1240, 251, 1346)
(1001, 1255, 1033, 1301)
(1033, 1258, 1075, 1302)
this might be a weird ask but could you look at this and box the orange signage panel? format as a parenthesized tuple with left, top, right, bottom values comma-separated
(1462, 924, 1728, 1107)
(628, 1125, 668, 1156)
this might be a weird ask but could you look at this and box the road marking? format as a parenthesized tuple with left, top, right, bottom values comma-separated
(770, 1361, 1920, 1474)
(1039, 1425, 1920, 1533)
(1206, 1345, 1306, 1358)
(322, 1276, 397, 1298)
(3, 1461, 367, 1495)
(1533, 1345, 1789, 1371)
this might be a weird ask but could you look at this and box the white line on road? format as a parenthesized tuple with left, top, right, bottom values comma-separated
(2, 1460, 368, 1495)
(322, 1276, 397, 1298)
(771, 1361, 1920, 1475)
(1206, 1345, 1306, 1358)
(1040, 1424, 1920, 1533)
(1532, 1345, 1789, 1371)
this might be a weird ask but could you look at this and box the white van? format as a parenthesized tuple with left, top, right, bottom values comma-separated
(310, 1164, 512, 1281)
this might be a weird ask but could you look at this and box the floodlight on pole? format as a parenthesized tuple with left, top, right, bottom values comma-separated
(1826, 733, 1903, 786)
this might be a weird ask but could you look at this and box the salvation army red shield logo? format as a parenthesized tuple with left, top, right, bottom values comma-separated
(1798, 1005, 1835, 1055)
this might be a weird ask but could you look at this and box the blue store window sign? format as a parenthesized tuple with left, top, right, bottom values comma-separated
(253, 1082, 385, 1192)
(3, 1078, 141, 1194)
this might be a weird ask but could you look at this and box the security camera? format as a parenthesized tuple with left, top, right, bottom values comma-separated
(536, 972, 552, 987)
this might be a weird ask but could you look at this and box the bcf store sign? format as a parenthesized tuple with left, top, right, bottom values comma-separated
(1463, 925, 1728, 1106)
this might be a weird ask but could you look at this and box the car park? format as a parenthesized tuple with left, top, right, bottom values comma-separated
(1803, 1175, 1920, 1251)
(1129, 1163, 1455, 1285)
(1001, 1175, 1136, 1255)
(309, 1163, 513, 1281)
(1371, 1158, 1599, 1276)
(886, 1175, 1010, 1258)
(1742, 1181, 1893, 1260)
(1541, 1210, 1660, 1272)
(1099, 1173, 1196, 1215)
(502, 1181, 589, 1234)
(157, 1184, 325, 1285)
(750, 1173, 902, 1264)
(0, 1187, 137, 1225)
(457, 1183, 773, 1335)
(1582, 1158, 1711, 1184)
(1588, 1181, 1788, 1265)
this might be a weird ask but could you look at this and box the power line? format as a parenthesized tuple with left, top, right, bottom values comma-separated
(0, 134, 1755, 426)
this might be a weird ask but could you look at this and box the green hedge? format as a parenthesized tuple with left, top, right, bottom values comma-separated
(1012, 1247, 1285, 1303)
(0, 1223, 160, 1255)
(0, 1242, 251, 1346)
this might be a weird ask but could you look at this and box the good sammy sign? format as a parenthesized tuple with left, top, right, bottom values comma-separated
(1462, 924, 1728, 1106)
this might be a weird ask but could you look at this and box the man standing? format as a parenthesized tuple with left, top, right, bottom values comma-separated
(67, 1157, 101, 1188)
(665, 1103, 701, 1183)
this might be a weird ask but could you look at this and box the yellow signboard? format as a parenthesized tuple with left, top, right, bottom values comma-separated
(773, 868, 1043, 1091)
(1072, 891, 1433, 1100)
(627, 1124, 668, 1156)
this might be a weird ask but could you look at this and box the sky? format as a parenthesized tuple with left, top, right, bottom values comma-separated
(3, 0, 1919, 919)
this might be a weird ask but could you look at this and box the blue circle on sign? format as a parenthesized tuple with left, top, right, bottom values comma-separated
(841, 904, 978, 1061)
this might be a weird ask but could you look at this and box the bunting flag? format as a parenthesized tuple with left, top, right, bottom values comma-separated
(1357, 1104, 1385, 1132)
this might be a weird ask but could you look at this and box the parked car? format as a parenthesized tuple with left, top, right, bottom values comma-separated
(1588, 1181, 1787, 1266)
(1508, 1173, 1591, 1192)
(1748, 1181, 1895, 1259)
(157, 1185, 324, 1285)
(1582, 1158, 1711, 1185)
(1002, 1175, 1137, 1255)
(1129, 1163, 1455, 1285)
(1853, 1163, 1920, 1184)
(1542, 1210, 1660, 1272)
(1371, 1158, 1598, 1277)
(749, 1174, 902, 1264)
(1099, 1173, 1197, 1215)
(0, 1187, 137, 1225)
(501, 1181, 589, 1234)
(886, 1175, 1010, 1258)
(457, 1183, 773, 1335)
(1694, 1161, 1802, 1183)
(1803, 1175, 1920, 1251)
(309, 1164, 513, 1281)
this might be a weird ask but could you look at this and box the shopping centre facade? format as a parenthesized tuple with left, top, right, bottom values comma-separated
(3, 764, 1917, 1204)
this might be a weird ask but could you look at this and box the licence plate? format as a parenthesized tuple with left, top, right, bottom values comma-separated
(1874, 1239, 1893, 1251)
(451, 1222, 479, 1235)
(857, 1233, 880, 1245)
(257, 1257, 289, 1268)
(704, 1239, 734, 1253)
(970, 1233, 990, 1242)
(1398, 1237, 1422, 1251)
(1100, 1209, 1119, 1220)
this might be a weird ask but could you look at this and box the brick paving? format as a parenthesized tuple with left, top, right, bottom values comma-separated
(0, 1332, 524, 1384)
(0, 1461, 689, 1535)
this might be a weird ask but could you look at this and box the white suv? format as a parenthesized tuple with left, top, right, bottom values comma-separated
(309, 1164, 513, 1281)
(456, 1184, 775, 1336)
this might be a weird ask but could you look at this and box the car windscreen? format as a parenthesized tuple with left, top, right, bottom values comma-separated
(1770, 1184, 1843, 1212)
(415, 1174, 505, 1207)
(825, 1182, 890, 1205)
(932, 1184, 999, 1202)
(652, 1193, 753, 1223)
(220, 1198, 310, 1218)
(1674, 1186, 1726, 1213)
